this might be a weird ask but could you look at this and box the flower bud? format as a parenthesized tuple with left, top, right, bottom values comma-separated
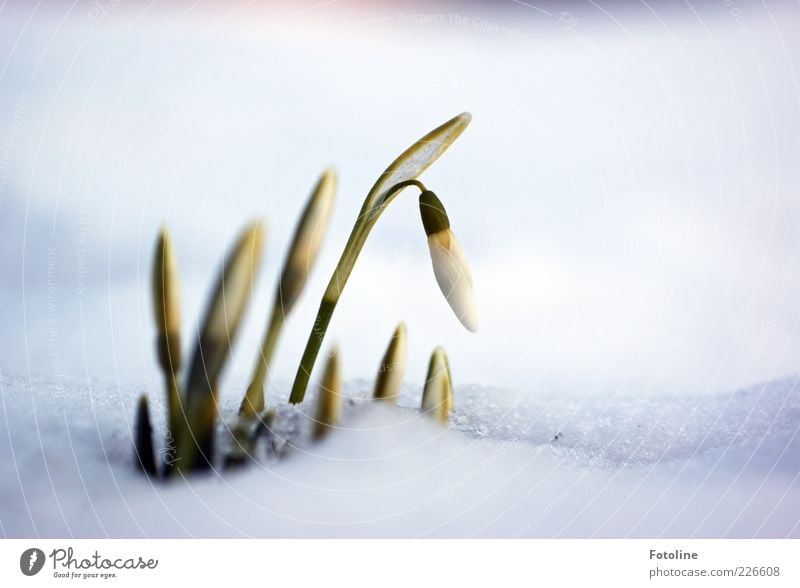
(181, 220, 265, 471)
(278, 167, 336, 315)
(420, 191, 478, 332)
(200, 221, 264, 355)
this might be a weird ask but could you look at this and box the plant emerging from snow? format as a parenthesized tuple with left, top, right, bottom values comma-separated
(288, 112, 476, 404)
(134, 113, 478, 477)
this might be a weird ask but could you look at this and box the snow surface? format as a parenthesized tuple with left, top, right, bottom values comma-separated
(1, 373, 797, 537)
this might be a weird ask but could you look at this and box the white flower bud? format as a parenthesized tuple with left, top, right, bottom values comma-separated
(420, 191, 478, 332)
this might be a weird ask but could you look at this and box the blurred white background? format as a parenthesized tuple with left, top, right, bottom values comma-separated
(2, 0, 799, 400)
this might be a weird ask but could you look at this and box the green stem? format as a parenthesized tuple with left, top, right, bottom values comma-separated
(288, 179, 427, 404)
(156, 332, 182, 476)
(240, 303, 285, 416)
(289, 297, 336, 404)
(163, 373, 181, 476)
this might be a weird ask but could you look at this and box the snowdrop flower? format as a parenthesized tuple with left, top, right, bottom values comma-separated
(289, 112, 472, 404)
(419, 190, 479, 332)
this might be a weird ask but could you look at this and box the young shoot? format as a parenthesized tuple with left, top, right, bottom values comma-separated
(178, 221, 265, 472)
(421, 347, 453, 423)
(373, 323, 407, 403)
(152, 228, 183, 469)
(313, 348, 342, 440)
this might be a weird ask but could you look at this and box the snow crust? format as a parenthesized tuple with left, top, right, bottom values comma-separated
(2, 374, 797, 538)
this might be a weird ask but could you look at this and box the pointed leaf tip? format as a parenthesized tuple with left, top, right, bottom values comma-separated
(152, 226, 181, 335)
(421, 347, 453, 423)
(373, 322, 407, 402)
(313, 348, 342, 440)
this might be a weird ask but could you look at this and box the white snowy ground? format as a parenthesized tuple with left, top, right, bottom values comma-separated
(1, 373, 797, 537)
(2, 1, 800, 537)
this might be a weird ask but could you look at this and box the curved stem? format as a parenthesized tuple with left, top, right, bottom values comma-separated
(288, 180, 426, 404)
(324, 179, 428, 301)
(379, 179, 427, 202)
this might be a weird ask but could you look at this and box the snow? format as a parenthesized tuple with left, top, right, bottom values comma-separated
(1, 373, 797, 537)
(1, 1, 800, 538)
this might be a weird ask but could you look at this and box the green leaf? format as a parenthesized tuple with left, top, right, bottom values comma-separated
(180, 221, 265, 471)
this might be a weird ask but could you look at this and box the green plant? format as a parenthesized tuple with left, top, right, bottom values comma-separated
(135, 113, 476, 477)
(179, 222, 264, 472)
(151, 229, 182, 468)
(289, 112, 477, 404)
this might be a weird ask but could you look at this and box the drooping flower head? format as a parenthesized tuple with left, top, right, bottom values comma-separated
(419, 190, 478, 332)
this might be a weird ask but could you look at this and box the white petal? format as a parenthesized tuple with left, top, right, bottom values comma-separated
(428, 232, 479, 332)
